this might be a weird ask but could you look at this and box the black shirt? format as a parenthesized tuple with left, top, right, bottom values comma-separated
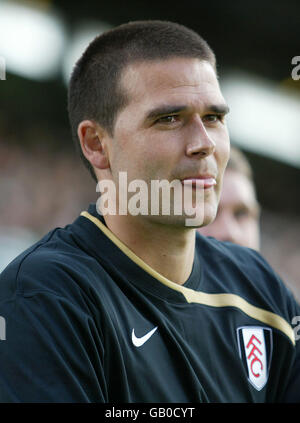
(0, 204, 299, 402)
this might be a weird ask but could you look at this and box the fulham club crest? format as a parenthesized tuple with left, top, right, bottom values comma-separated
(237, 326, 273, 391)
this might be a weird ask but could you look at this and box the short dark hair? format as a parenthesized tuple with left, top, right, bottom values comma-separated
(68, 20, 216, 181)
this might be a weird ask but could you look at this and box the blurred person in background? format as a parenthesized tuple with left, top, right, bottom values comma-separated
(198, 146, 260, 250)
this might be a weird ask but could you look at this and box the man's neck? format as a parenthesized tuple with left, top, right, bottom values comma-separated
(103, 214, 196, 285)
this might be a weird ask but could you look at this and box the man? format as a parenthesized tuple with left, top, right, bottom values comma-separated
(0, 21, 299, 403)
(198, 147, 261, 250)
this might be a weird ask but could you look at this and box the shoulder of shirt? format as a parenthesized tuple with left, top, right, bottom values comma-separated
(195, 233, 300, 316)
(0, 224, 108, 302)
(196, 232, 273, 274)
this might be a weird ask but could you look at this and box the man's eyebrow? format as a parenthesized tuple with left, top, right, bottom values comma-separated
(145, 103, 230, 121)
(208, 104, 230, 115)
(145, 105, 188, 121)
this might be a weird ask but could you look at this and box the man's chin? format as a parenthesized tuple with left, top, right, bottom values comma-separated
(183, 215, 215, 229)
(141, 204, 218, 229)
(182, 203, 217, 228)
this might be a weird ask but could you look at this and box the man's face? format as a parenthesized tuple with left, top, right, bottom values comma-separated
(198, 170, 260, 250)
(103, 57, 230, 227)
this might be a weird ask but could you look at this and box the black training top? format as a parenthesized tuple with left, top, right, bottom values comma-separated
(0, 204, 299, 402)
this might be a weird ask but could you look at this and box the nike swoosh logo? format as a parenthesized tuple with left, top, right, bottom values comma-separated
(131, 326, 158, 347)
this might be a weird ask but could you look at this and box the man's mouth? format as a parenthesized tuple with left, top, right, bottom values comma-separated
(181, 176, 217, 190)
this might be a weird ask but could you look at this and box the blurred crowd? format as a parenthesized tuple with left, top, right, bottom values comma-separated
(0, 139, 299, 301)
(0, 141, 96, 234)
(0, 140, 96, 272)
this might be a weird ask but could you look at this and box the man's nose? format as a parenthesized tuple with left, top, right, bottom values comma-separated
(185, 115, 216, 158)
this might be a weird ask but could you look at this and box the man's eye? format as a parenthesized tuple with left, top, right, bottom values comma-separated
(204, 114, 221, 123)
(156, 115, 178, 124)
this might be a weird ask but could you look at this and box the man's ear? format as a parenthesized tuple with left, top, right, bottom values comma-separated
(77, 120, 110, 170)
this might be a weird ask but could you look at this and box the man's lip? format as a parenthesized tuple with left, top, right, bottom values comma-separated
(181, 176, 217, 189)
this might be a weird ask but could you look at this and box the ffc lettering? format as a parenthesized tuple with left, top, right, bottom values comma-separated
(237, 326, 272, 391)
(246, 335, 263, 378)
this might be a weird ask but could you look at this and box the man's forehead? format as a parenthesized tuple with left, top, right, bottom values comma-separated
(120, 57, 223, 107)
(121, 58, 217, 91)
